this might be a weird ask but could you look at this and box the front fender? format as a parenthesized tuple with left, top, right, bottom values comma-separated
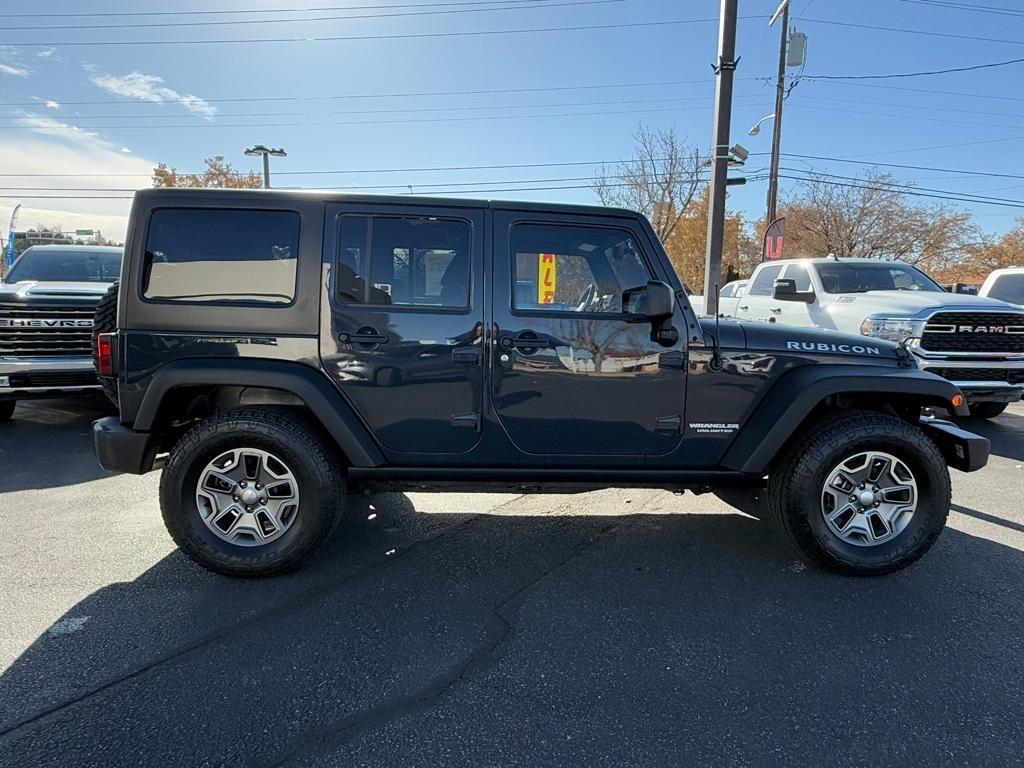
(720, 365, 967, 475)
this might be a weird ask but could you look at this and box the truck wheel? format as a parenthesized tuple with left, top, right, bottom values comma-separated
(160, 407, 344, 577)
(768, 411, 950, 575)
(92, 282, 119, 406)
(968, 402, 1007, 420)
(0, 400, 14, 422)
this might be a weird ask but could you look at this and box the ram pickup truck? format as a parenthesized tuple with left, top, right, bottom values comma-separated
(978, 267, 1024, 308)
(714, 258, 1024, 419)
(0, 244, 122, 421)
(92, 189, 988, 578)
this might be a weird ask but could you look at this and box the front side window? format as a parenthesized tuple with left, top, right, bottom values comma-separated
(335, 215, 470, 308)
(143, 208, 299, 304)
(511, 223, 651, 314)
(749, 265, 783, 296)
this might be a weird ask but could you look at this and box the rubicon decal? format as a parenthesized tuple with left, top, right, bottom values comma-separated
(786, 341, 881, 355)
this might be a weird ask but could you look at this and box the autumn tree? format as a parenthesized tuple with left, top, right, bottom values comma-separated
(926, 217, 1024, 284)
(661, 187, 758, 293)
(152, 155, 262, 189)
(778, 170, 984, 274)
(592, 125, 704, 243)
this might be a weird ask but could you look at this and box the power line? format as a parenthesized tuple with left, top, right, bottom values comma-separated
(0, 0, 623, 31)
(894, 0, 1024, 18)
(0, 78, 717, 108)
(802, 17, 1024, 47)
(777, 166, 1024, 205)
(777, 173, 1024, 209)
(783, 153, 1024, 181)
(0, 0, 557, 18)
(803, 56, 1024, 81)
(0, 16, 735, 47)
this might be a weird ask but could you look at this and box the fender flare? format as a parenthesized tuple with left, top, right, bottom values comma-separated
(133, 358, 385, 467)
(721, 365, 966, 475)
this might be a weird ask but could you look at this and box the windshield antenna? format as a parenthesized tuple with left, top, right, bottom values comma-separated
(710, 283, 723, 372)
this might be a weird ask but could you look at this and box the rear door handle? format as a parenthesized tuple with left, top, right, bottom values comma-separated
(737, 305, 749, 311)
(509, 332, 550, 350)
(340, 331, 388, 345)
(452, 346, 482, 365)
(769, 307, 782, 314)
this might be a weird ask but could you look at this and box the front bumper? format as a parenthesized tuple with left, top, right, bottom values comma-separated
(915, 358, 1024, 405)
(0, 357, 99, 401)
(92, 417, 160, 475)
(920, 417, 990, 473)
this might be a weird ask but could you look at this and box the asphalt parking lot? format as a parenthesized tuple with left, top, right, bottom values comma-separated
(1, 398, 1023, 767)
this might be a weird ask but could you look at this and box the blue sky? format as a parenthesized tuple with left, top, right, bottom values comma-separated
(1, 0, 1023, 242)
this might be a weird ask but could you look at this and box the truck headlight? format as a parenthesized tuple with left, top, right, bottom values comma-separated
(860, 316, 925, 342)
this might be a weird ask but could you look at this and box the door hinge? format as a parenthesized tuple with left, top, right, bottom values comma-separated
(658, 351, 686, 370)
(451, 411, 481, 430)
(655, 415, 682, 435)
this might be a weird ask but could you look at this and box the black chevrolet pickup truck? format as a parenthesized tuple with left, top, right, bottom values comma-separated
(92, 189, 988, 577)
(0, 244, 121, 421)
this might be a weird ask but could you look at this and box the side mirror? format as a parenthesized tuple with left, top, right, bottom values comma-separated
(624, 280, 675, 319)
(772, 278, 816, 304)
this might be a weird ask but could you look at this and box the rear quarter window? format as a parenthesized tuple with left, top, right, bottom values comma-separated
(142, 208, 300, 305)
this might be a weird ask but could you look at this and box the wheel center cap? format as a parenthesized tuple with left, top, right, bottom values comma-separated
(858, 490, 876, 506)
(241, 488, 260, 506)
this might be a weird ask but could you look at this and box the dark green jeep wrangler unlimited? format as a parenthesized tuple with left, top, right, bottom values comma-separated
(92, 189, 988, 577)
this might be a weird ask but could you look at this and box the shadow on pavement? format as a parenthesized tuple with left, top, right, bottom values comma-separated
(0, 492, 1021, 768)
(0, 396, 115, 493)
(956, 409, 1024, 462)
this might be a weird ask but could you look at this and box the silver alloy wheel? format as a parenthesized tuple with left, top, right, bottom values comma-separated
(821, 451, 918, 547)
(195, 448, 300, 547)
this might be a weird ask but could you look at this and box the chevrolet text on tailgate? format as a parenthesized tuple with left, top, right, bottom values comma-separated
(92, 189, 989, 578)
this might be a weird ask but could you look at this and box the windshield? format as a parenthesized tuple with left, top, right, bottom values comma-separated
(4, 248, 122, 283)
(988, 273, 1024, 305)
(816, 262, 944, 294)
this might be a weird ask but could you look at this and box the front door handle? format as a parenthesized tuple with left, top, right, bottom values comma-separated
(769, 307, 782, 314)
(509, 331, 551, 350)
(452, 346, 482, 365)
(737, 305, 749, 311)
(340, 329, 388, 345)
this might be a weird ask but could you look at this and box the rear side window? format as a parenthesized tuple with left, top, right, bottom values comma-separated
(989, 273, 1024, 305)
(143, 208, 300, 304)
(749, 265, 783, 296)
(335, 215, 471, 308)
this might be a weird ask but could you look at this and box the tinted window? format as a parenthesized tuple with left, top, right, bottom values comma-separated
(989, 273, 1024, 305)
(143, 209, 299, 304)
(782, 263, 812, 292)
(816, 262, 943, 294)
(336, 215, 470, 308)
(5, 247, 121, 283)
(749, 265, 783, 296)
(720, 283, 736, 298)
(512, 224, 651, 314)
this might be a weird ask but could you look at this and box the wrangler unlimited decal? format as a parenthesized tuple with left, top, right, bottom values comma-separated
(786, 341, 881, 355)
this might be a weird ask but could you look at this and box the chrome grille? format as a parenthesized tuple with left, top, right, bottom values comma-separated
(0, 302, 95, 357)
(920, 311, 1024, 353)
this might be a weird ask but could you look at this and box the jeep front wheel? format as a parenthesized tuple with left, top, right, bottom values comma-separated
(160, 407, 344, 577)
(768, 411, 950, 575)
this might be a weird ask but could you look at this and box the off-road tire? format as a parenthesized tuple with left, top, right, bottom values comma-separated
(767, 410, 950, 575)
(92, 282, 119, 406)
(968, 402, 1007, 420)
(160, 406, 345, 577)
(0, 400, 14, 422)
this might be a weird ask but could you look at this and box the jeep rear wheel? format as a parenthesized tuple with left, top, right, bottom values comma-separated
(160, 407, 344, 577)
(768, 411, 950, 575)
(968, 402, 1007, 420)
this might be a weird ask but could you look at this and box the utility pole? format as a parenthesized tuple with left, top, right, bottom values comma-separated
(765, 0, 789, 223)
(244, 145, 287, 189)
(703, 0, 739, 317)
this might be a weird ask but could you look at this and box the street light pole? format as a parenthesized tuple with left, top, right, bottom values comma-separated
(244, 145, 287, 189)
(765, 0, 789, 224)
(703, 0, 740, 318)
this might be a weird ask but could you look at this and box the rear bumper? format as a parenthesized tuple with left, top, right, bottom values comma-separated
(920, 417, 990, 473)
(92, 417, 159, 475)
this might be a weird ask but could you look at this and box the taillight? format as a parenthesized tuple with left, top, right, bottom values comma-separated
(96, 333, 114, 376)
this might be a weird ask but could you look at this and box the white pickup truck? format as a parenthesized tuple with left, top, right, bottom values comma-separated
(978, 267, 1024, 308)
(708, 258, 1024, 419)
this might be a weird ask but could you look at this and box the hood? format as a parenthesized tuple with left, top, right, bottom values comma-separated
(824, 290, 1022, 319)
(0, 280, 111, 303)
(733, 318, 902, 361)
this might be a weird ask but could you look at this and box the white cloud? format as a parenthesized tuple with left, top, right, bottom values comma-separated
(36, 48, 57, 59)
(0, 115, 157, 240)
(88, 70, 217, 119)
(120, 147, 132, 154)
(0, 63, 28, 78)
(44, 100, 59, 110)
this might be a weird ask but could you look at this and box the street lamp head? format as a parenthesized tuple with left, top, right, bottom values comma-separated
(244, 145, 287, 157)
(748, 113, 776, 136)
